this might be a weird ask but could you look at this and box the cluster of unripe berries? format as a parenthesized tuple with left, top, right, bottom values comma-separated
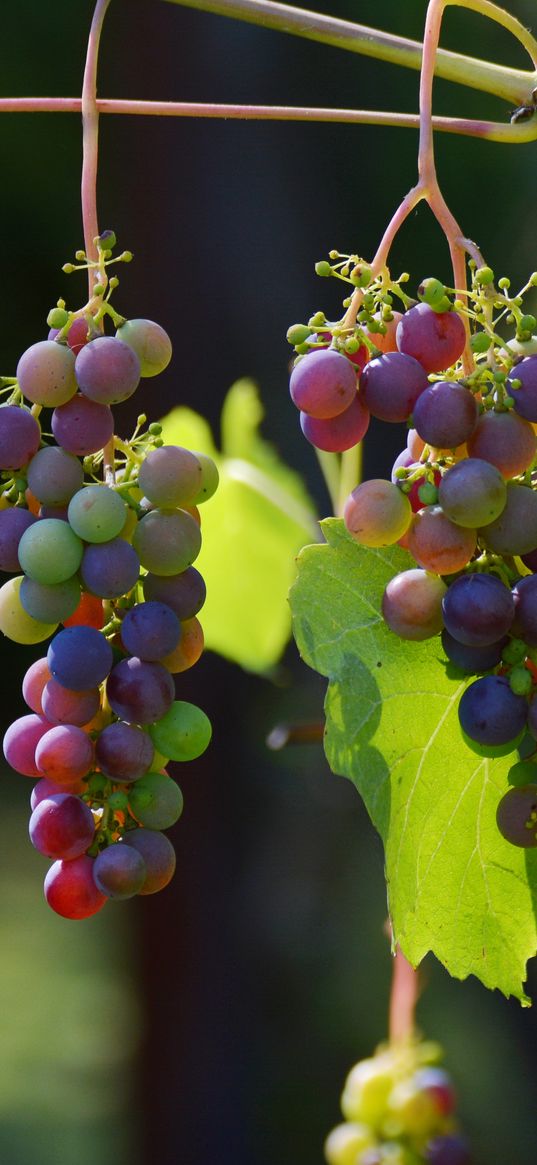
(324, 1039, 471, 1165)
(0, 257, 218, 917)
(289, 262, 537, 849)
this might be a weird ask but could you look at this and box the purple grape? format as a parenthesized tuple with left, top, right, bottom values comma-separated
(289, 348, 357, 418)
(412, 381, 478, 448)
(142, 567, 206, 621)
(132, 508, 201, 576)
(29, 792, 95, 859)
(512, 575, 537, 645)
(479, 483, 537, 556)
(95, 721, 154, 782)
(26, 445, 84, 506)
(396, 303, 466, 373)
(75, 336, 141, 405)
(3, 713, 51, 776)
(467, 409, 536, 479)
(0, 507, 37, 572)
(106, 657, 175, 724)
(437, 457, 506, 527)
(506, 354, 537, 421)
(299, 393, 370, 451)
(441, 628, 507, 673)
(51, 393, 114, 456)
(458, 675, 527, 746)
(41, 678, 100, 727)
(0, 405, 41, 469)
(120, 601, 180, 661)
(92, 843, 147, 899)
(44, 855, 107, 919)
(16, 340, 77, 407)
(122, 829, 176, 894)
(360, 351, 429, 422)
(47, 626, 113, 690)
(441, 573, 514, 646)
(80, 538, 140, 600)
(424, 1133, 472, 1165)
(521, 546, 537, 572)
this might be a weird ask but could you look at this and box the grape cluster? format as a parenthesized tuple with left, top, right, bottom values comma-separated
(288, 257, 537, 848)
(0, 236, 218, 919)
(324, 1039, 471, 1165)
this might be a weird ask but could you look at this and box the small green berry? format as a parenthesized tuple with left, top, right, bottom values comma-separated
(417, 277, 445, 307)
(475, 266, 494, 285)
(509, 666, 533, 696)
(286, 323, 313, 346)
(47, 307, 69, 329)
(502, 638, 527, 665)
(418, 482, 438, 505)
(470, 332, 491, 354)
(350, 263, 373, 288)
(315, 261, 332, 277)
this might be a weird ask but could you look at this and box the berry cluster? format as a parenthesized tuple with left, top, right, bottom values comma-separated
(288, 257, 537, 849)
(324, 1040, 471, 1165)
(0, 235, 217, 918)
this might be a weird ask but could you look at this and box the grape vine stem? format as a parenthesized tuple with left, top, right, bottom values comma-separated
(389, 944, 420, 1044)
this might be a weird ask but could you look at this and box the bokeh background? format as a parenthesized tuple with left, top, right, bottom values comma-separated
(0, 1, 537, 1162)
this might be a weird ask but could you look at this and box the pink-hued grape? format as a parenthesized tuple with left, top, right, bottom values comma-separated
(35, 724, 95, 785)
(396, 303, 466, 373)
(299, 393, 370, 452)
(289, 348, 357, 418)
(22, 657, 52, 714)
(41, 678, 101, 727)
(122, 829, 176, 894)
(407, 506, 476, 574)
(95, 721, 154, 782)
(0, 506, 37, 571)
(3, 713, 51, 776)
(391, 450, 441, 513)
(67, 316, 96, 355)
(29, 792, 95, 859)
(106, 657, 175, 724)
(31, 777, 73, 810)
(44, 855, 107, 919)
(0, 405, 41, 470)
(466, 409, 536, 479)
(344, 480, 412, 547)
(52, 393, 114, 456)
(365, 311, 403, 353)
(16, 340, 77, 407)
(75, 336, 141, 405)
(382, 569, 447, 640)
(93, 843, 147, 899)
(360, 351, 429, 422)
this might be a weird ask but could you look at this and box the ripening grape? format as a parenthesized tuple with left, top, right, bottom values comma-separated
(34, 723, 95, 785)
(116, 318, 172, 377)
(191, 452, 219, 503)
(16, 340, 77, 407)
(120, 600, 181, 661)
(138, 445, 202, 508)
(0, 404, 41, 470)
(300, 393, 370, 452)
(324, 1123, 376, 1165)
(0, 575, 58, 644)
(95, 721, 154, 782)
(365, 311, 403, 353)
(75, 335, 141, 404)
(0, 506, 37, 572)
(382, 570, 447, 640)
(21, 657, 51, 714)
(411, 382, 478, 448)
(132, 508, 202, 575)
(92, 844, 147, 899)
(18, 518, 83, 585)
(106, 657, 175, 724)
(41, 678, 100, 727)
(437, 458, 506, 528)
(52, 393, 114, 456)
(506, 354, 537, 421)
(407, 507, 476, 574)
(142, 566, 206, 621)
(122, 829, 176, 895)
(396, 304, 466, 373)
(466, 409, 536, 478)
(67, 316, 96, 355)
(19, 574, 81, 624)
(44, 855, 107, 919)
(128, 772, 184, 830)
(29, 793, 95, 860)
(3, 712, 52, 776)
(26, 445, 84, 507)
(512, 575, 537, 645)
(495, 783, 537, 846)
(160, 616, 204, 672)
(441, 573, 514, 646)
(360, 352, 428, 422)
(478, 482, 537, 556)
(344, 480, 412, 547)
(289, 348, 357, 418)
(67, 484, 127, 543)
(80, 538, 141, 600)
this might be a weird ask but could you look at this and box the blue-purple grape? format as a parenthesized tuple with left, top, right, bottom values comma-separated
(0, 507, 37, 572)
(0, 405, 41, 470)
(360, 351, 429, 422)
(412, 382, 478, 448)
(106, 657, 175, 724)
(458, 675, 527, 747)
(47, 625, 113, 690)
(92, 843, 147, 899)
(142, 566, 206, 621)
(441, 573, 514, 646)
(122, 828, 176, 894)
(120, 600, 180, 661)
(80, 538, 140, 600)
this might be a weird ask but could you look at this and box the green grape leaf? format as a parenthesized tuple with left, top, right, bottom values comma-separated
(159, 380, 318, 672)
(290, 518, 537, 1002)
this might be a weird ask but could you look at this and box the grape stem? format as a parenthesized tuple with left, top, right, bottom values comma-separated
(388, 943, 420, 1044)
(1, 97, 537, 143)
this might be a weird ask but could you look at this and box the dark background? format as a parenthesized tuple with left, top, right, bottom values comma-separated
(0, 2, 537, 1163)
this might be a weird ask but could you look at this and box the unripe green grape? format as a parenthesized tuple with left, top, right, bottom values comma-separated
(386, 1080, 438, 1139)
(350, 264, 372, 288)
(286, 324, 313, 346)
(149, 700, 212, 761)
(116, 318, 172, 377)
(315, 261, 332, 277)
(509, 666, 533, 696)
(192, 452, 219, 503)
(340, 1057, 395, 1128)
(68, 484, 127, 543)
(502, 638, 527, 665)
(108, 791, 129, 811)
(18, 519, 83, 584)
(475, 266, 494, 285)
(128, 772, 184, 829)
(508, 759, 537, 786)
(0, 575, 58, 644)
(519, 314, 537, 334)
(324, 1123, 375, 1165)
(470, 332, 491, 354)
(417, 277, 445, 307)
(47, 307, 69, 329)
(417, 482, 438, 506)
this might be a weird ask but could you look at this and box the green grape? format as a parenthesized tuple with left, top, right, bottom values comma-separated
(67, 484, 128, 543)
(149, 700, 212, 761)
(324, 1122, 376, 1165)
(341, 1057, 395, 1128)
(0, 575, 58, 644)
(344, 480, 412, 548)
(417, 277, 445, 307)
(18, 519, 83, 584)
(508, 759, 537, 786)
(116, 318, 172, 377)
(128, 772, 184, 829)
(192, 452, 219, 504)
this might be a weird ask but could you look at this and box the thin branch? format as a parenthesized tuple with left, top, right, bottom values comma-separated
(161, 0, 536, 105)
(81, 0, 112, 286)
(389, 945, 420, 1044)
(1, 97, 536, 143)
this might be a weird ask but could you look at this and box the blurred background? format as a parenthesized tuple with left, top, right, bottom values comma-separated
(0, 1, 537, 1161)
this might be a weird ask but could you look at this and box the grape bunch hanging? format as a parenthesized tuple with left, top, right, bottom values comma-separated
(0, 235, 217, 919)
(288, 255, 537, 850)
(324, 1037, 470, 1165)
